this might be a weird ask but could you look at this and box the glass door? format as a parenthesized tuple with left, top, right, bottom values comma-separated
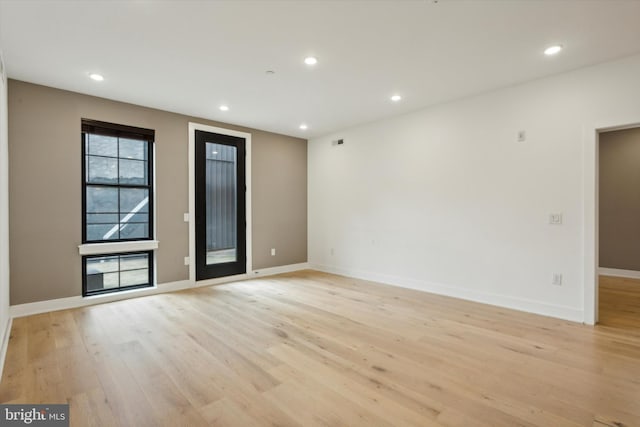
(194, 130, 246, 280)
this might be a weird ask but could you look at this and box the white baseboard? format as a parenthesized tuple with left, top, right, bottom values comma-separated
(309, 263, 584, 323)
(0, 316, 12, 381)
(251, 262, 310, 277)
(9, 262, 310, 318)
(598, 267, 640, 280)
(10, 280, 192, 318)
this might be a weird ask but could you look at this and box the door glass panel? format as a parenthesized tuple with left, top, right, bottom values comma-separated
(206, 142, 237, 265)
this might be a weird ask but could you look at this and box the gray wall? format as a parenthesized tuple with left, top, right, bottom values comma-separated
(599, 127, 640, 271)
(8, 80, 307, 305)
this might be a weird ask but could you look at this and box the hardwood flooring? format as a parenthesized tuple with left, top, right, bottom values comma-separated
(1, 270, 639, 426)
(598, 275, 640, 336)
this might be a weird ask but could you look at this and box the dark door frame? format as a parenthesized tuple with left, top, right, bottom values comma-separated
(188, 123, 252, 283)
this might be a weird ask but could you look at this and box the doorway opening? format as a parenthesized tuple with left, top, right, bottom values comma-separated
(597, 126, 640, 331)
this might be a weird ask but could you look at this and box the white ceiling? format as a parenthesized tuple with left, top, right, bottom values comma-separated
(1, 1, 640, 139)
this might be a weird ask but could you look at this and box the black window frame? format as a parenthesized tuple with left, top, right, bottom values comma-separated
(81, 119, 155, 243)
(82, 250, 154, 296)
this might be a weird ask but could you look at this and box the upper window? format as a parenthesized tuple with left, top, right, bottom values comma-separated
(82, 120, 154, 243)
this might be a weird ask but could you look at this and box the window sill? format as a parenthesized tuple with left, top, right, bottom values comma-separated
(78, 240, 159, 255)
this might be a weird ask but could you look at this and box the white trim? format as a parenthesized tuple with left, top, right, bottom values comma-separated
(0, 50, 9, 382)
(598, 267, 640, 280)
(0, 317, 12, 381)
(78, 240, 159, 255)
(583, 126, 598, 325)
(251, 262, 310, 277)
(310, 264, 584, 323)
(10, 280, 190, 318)
(583, 119, 640, 325)
(188, 123, 252, 283)
(188, 124, 196, 281)
(8, 262, 308, 318)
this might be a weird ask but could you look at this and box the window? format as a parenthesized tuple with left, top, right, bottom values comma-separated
(81, 120, 155, 295)
(82, 119, 154, 242)
(83, 251, 153, 296)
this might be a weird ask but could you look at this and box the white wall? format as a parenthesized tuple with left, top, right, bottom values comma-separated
(308, 53, 640, 323)
(0, 48, 10, 371)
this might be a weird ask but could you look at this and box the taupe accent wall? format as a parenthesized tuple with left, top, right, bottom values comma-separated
(8, 80, 307, 305)
(599, 127, 640, 271)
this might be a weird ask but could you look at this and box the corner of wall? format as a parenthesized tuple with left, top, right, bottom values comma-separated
(0, 47, 11, 379)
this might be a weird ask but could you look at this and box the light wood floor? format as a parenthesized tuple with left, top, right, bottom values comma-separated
(1, 271, 639, 427)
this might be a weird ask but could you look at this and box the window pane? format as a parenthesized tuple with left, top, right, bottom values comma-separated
(87, 213, 119, 224)
(120, 270, 149, 287)
(86, 224, 119, 241)
(120, 188, 149, 213)
(86, 256, 119, 274)
(120, 213, 148, 223)
(102, 272, 120, 289)
(119, 138, 147, 161)
(119, 158, 147, 185)
(86, 186, 118, 213)
(86, 187, 150, 240)
(87, 156, 118, 184)
(119, 223, 148, 239)
(120, 253, 149, 270)
(87, 134, 118, 157)
(83, 252, 152, 295)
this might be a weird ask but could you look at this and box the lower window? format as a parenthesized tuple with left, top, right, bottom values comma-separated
(83, 251, 153, 296)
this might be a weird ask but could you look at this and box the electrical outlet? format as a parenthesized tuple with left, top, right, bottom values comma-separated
(517, 130, 526, 142)
(549, 213, 563, 225)
(184, 256, 190, 266)
(552, 273, 562, 286)
(271, 248, 276, 256)
(183, 213, 190, 222)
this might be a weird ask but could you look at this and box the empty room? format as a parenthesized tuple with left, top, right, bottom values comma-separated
(0, 1, 640, 426)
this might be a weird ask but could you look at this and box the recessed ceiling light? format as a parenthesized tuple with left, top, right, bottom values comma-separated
(391, 94, 402, 102)
(89, 73, 104, 81)
(544, 45, 563, 56)
(212, 151, 218, 155)
(219, 105, 229, 111)
(304, 56, 318, 66)
(299, 123, 308, 130)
